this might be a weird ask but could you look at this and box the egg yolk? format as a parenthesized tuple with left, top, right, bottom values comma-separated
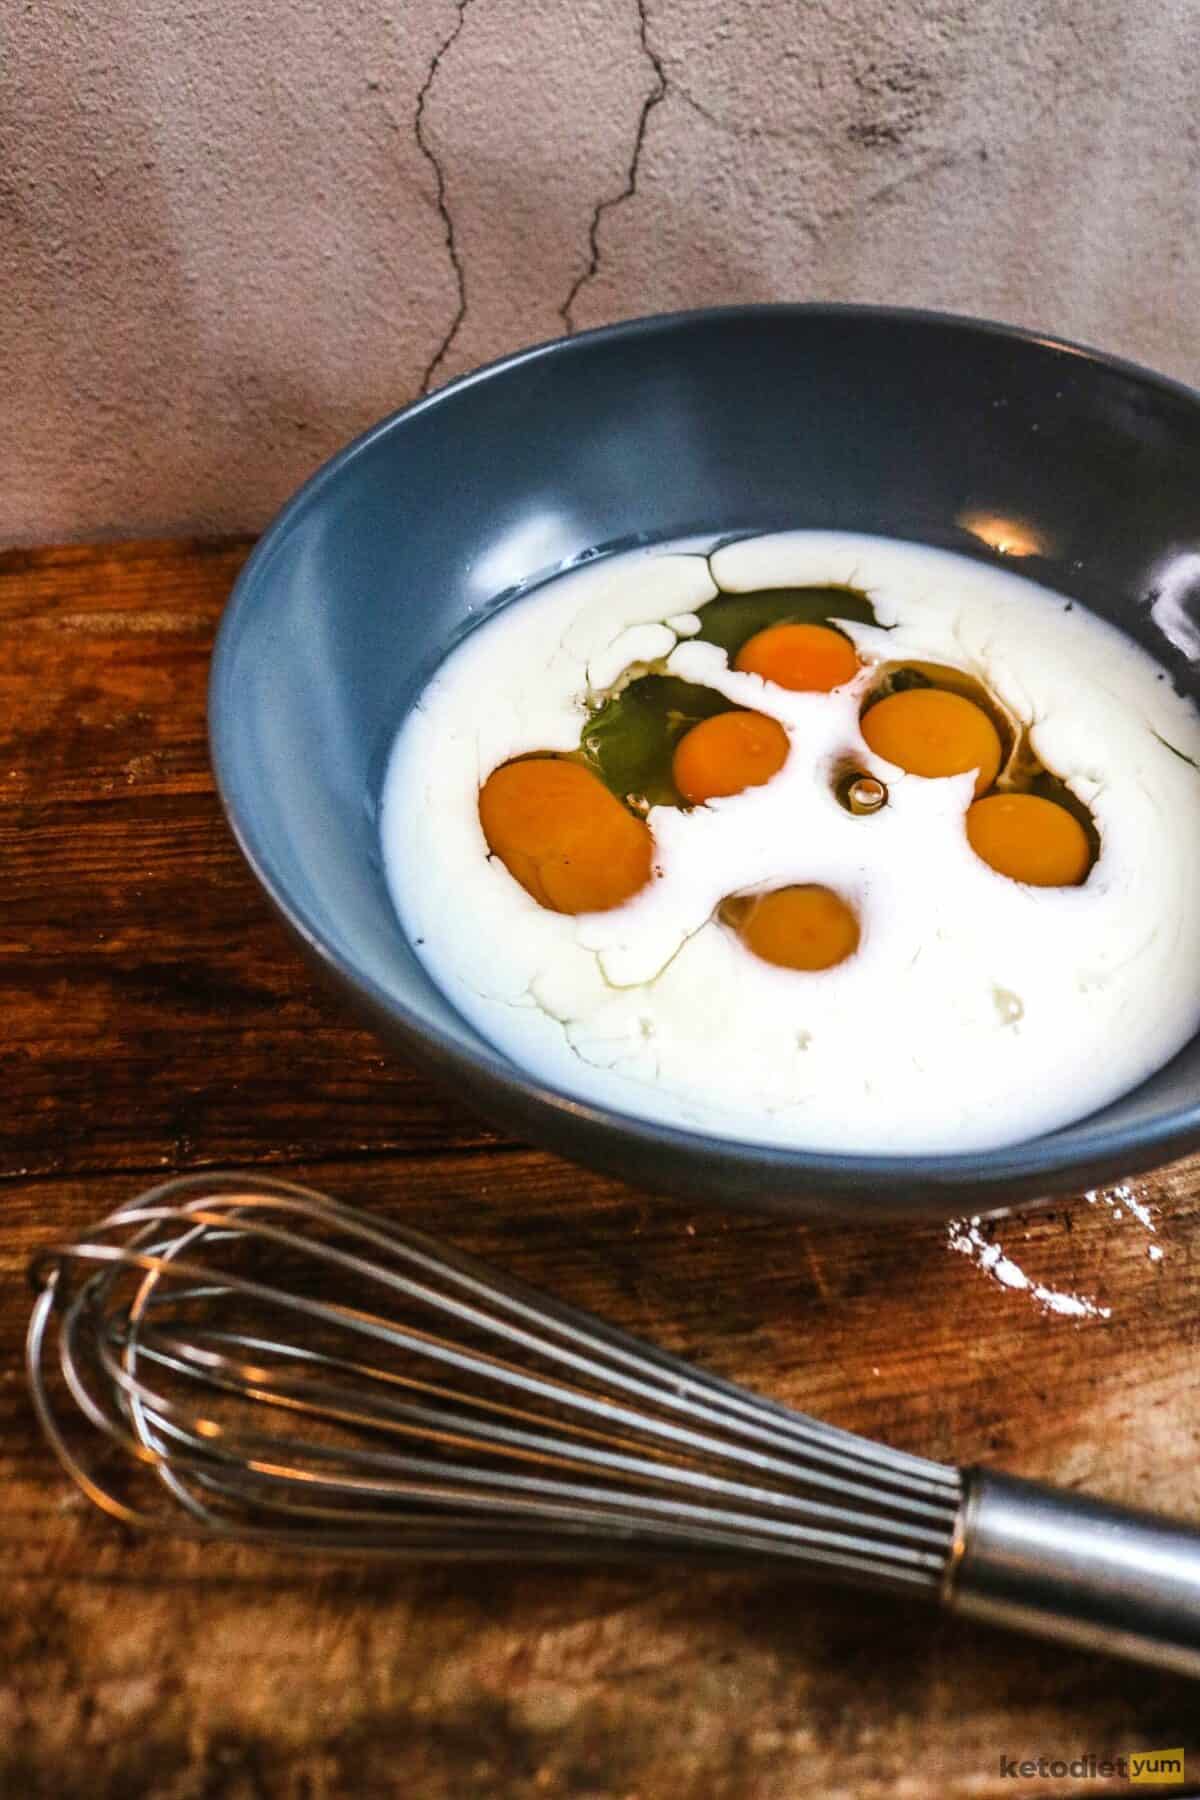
(860, 688, 1002, 796)
(966, 792, 1092, 886)
(479, 757, 653, 913)
(734, 622, 861, 692)
(672, 709, 790, 804)
(730, 884, 860, 971)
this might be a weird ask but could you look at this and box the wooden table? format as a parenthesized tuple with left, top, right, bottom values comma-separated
(3, 539, 1198, 1799)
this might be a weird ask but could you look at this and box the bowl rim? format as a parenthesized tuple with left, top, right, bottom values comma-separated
(208, 300, 1200, 1192)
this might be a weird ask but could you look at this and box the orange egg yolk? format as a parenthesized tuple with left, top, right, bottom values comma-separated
(860, 688, 1002, 796)
(672, 709, 790, 804)
(734, 622, 861, 692)
(478, 757, 653, 913)
(966, 792, 1092, 886)
(729, 885, 860, 971)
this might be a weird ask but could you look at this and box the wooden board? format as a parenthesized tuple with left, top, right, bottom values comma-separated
(2, 540, 1198, 1799)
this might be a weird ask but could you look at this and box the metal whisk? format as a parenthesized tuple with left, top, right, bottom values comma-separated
(27, 1173, 1200, 1678)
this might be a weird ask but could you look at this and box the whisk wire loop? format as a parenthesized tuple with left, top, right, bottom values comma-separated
(27, 1174, 961, 1588)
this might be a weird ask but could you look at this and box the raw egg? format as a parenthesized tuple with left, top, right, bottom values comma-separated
(726, 884, 860, 971)
(388, 530, 1200, 1158)
(479, 757, 653, 913)
(861, 687, 1002, 796)
(672, 709, 789, 803)
(966, 792, 1091, 887)
(734, 622, 861, 692)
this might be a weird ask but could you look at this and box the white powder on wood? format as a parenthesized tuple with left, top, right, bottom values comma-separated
(949, 1180, 1166, 1316)
(947, 1217, 1112, 1318)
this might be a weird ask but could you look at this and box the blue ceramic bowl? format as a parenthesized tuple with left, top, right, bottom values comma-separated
(210, 305, 1200, 1220)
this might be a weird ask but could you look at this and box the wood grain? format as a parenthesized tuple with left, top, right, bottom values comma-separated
(2, 541, 1198, 1799)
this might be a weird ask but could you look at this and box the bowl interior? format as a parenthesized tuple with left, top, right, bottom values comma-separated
(210, 306, 1200, 1203)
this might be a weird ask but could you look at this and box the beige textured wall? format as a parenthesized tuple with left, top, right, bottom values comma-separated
(4, 0, 1200, 546)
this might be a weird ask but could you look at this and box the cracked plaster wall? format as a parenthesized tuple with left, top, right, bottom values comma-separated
(4, 0, 1200, 545)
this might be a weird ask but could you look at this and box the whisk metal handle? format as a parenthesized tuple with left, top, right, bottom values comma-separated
(946, 1468, 1200, 1679)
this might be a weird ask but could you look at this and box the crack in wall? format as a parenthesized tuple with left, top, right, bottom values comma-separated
(414, 0, 475, 392)
(559, 0, 667, 333)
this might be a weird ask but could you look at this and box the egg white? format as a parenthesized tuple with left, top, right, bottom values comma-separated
(381, 533, 1200, 1153)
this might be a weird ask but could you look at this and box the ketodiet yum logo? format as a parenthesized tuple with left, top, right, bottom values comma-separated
(1000, 1749, 1185, 1784)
